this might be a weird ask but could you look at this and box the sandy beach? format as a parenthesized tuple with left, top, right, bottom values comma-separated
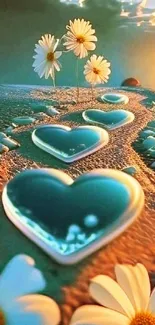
(0, 85, 155, 324)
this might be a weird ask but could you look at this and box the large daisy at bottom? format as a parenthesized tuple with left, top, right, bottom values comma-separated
(0, 255, 60, 325)
(70, 263, 155, 325)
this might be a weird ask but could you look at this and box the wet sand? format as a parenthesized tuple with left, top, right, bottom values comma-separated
(0, 85, 155, 324)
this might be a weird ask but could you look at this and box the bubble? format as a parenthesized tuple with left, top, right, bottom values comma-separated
(66, 233, 75, 242)
(78, 144, 86, 149)
(69, 148, 75, 153)
(77, 233, 86, 242)
(84, 214, 99, 228)
(68, 224, 81, 234)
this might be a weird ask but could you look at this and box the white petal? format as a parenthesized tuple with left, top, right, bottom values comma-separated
(89, 275, 135, 318)
(0, 255, 45, 308)
(53, 39, 60, 52)
(115, 264, 150, 312)
(148, 288, 155, 313)
(70, 305, 129, 325)
(84, 42, 96, 51)
(54, 51, 62, 59)
(7, 294, 60, 325)
(53, 61, 61, 72)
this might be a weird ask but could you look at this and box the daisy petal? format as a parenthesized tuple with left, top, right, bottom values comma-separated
(64, 19, 97, 58)
(7, 294, 60, 325)
(54, 51, 62, 59)
(148, 288, 155, 312)
(84, 42, 96, 51)
(89, 275, 135, 318)
(70, 305, 129, 325)
(0, 255, 45, 308)
(115, 264, 150, 312)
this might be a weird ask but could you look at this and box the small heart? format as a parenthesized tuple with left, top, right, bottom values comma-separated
(2, 168, 144, 264)
(32, 124, 109, 163)
(82, 109, 134, 130)
(99, 93, 129, 104)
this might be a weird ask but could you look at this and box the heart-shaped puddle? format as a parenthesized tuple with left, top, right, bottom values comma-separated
(2, 168, 144, 264)
(99, 93, 129, 104)
(82, 109, 134, 130)
(32, 124, 109, 163)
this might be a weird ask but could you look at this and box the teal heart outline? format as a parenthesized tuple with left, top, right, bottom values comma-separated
(31, 124, 109, 163)
(100, 93, 129, 104)
(82, 109, 135, 130)
(2, 168, 144, 265)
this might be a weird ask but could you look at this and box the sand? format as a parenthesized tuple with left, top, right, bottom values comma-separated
(0, 85, 155, 324)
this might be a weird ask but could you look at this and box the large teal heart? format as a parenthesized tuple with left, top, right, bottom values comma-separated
(2, 168, 144, 264)
(82, 109, 134, 130)
(32, 124, 109, 163)
(99, 93, 129, 104)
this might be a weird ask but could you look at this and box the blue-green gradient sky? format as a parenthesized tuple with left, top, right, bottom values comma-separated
(0, 0, 155, 88)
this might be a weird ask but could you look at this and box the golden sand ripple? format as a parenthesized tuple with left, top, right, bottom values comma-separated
(1, 87, 155, 324)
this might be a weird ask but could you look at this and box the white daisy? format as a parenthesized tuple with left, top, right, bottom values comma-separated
(33, 34, 62, 80)
(84, 54, 111, 85)
(63, 19, 97, 59)
(70, 263, 155, 325)
(0, 255, 60, 325)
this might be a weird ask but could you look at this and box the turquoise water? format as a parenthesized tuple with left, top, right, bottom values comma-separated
(34, 125, 102, 157)
(83, 109, 129, 125)
(7, 169, 130, 242)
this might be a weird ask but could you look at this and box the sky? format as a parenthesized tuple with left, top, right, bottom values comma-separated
(0, 0, 155, 88)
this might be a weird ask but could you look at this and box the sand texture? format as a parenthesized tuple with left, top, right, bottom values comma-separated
(0, 85, 155, 324)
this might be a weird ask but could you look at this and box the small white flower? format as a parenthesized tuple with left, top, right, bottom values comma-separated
(0, 255, 60, 325)
(33, 34, 62, 80)
(63, 19, 97, 59)
(84, 54, 111, 85)
(70, 263, 155, 325)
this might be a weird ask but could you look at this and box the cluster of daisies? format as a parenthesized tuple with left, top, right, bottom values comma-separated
(33, 18, 111, 87)
(1, 255, 155, 325)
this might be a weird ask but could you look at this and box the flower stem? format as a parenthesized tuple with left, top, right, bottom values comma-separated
(91, 84, 94, 100)
(76, 58, 80, 103)
(53, 71, 60, 107)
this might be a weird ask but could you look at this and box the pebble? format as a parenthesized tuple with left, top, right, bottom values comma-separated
(122, 166, 137, 176)
(150, 162, 155, 169)
(0, 132, 7, 141)
(12, 116, 36, 126)
(0, 143, 9, 153)
(2, 137, 20, 150)
(147, 148, 155, 158)
(143, 136, 155, 150)
(148, 121, 155, 128)
(32, 112, 47, 121)
(5, 126, 14, 135)
(31, 103, 48, 113)
(45, 107, 60, 117)
(139, 130, 155, 139)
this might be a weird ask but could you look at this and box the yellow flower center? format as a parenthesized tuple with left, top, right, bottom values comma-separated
(47, 52, 55, 62)
(130, 312, 155, 325)
(0, 310, 5, 325)
(93, 67, 100, 75)
(76, 35, 85, 44)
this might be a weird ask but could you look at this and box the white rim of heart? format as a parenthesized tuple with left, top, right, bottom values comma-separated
(2, 168, 144, 265)
(82, 109, 135, 130)
(101, 93, 129, 104)
(31, 124, 109, 163)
